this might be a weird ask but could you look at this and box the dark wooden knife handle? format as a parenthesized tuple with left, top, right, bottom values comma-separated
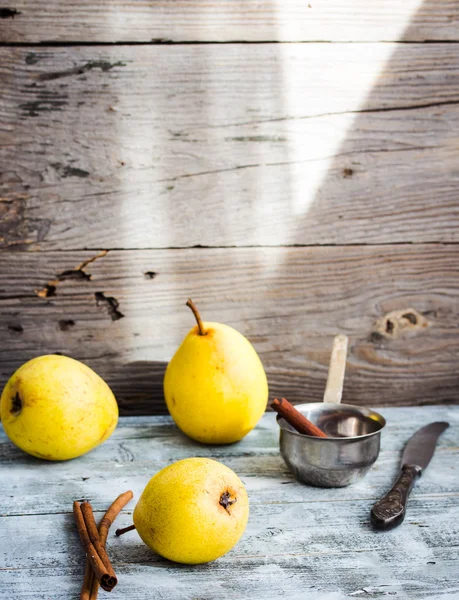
(371, 464, 421, 530)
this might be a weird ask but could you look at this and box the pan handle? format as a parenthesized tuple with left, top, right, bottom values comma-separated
(323, 334, 348, 404)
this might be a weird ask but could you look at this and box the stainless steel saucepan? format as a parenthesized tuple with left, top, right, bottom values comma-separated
(277, 335, 386, 487)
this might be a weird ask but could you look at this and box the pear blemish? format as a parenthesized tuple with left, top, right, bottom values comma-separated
(11, 392, 22, 415)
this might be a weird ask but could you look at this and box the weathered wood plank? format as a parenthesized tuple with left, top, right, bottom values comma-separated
(1, 407, 458, 599)
(1, 246, 458, 413)
(2, 450, 458, 517)
(4, 496, 459, 565)
(3, 556, 459, 600)
(0, 0, 458, 42)
(1, 44, 459, 249)
(1, 407, 457, 516)
(2, 500, 458, 590)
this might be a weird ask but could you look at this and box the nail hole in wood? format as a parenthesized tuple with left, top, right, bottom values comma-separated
(58, 319, 75, 331)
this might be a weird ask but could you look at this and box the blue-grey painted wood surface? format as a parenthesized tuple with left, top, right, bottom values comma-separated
(0, 405, 458, 599)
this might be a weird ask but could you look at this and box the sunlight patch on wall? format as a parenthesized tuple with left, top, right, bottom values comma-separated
(273, 0, 423, 217)
(276, 37, 421, 217)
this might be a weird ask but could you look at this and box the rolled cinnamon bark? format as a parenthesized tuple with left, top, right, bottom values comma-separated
(271, 398, 328, 438)
(73, 501, 117, 592)
(87, 491, 134, 600)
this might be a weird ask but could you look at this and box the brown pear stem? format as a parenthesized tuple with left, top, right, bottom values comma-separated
(186, 299, 206, 336)
(115, 524, 136, 536)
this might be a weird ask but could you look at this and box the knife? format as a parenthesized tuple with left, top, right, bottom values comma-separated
(371, 421, 449, 530)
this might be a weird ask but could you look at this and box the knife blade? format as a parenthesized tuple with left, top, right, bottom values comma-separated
(371, 421, 449, 530)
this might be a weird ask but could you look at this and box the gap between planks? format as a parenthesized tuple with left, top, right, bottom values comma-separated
(4, 241, 459, 254)
(1, 0, 458, 44)
(2, 40, 459, 48)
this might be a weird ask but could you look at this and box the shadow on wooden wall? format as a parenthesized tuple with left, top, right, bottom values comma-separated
(274, 1, 459, 408)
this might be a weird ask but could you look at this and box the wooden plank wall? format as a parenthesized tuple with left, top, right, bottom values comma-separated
(1, 1, 458, 414)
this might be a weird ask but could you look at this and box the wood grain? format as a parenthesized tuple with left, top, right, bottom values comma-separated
(1, 246, 458, 414)
(1, 45, 459, 249)
(1, 1, 458, 593)
(0, 0, 458, 42)
(1, 407, 458, 599)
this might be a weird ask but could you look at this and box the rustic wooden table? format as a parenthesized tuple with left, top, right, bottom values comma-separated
(1, 405, 457, 599)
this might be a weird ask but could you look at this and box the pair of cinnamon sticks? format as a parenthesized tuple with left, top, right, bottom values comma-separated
(73, 491, 133, 599)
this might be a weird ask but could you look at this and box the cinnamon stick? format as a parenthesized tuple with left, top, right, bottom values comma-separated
(81, 502, 117, 579)
(74, 501, 117, 592)
(271, 398, 328, 438)
(88, 492, 134, 600)
(81, 560, 93, 600)
(79, 492, 134, 600)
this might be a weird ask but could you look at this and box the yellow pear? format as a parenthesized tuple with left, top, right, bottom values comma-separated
(0, 355, 118, 460)
(132, 457, 249, 564)
(164, 300, 268, 444)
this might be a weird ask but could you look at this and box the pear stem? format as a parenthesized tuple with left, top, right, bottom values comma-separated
(115, 524, 136, 536)
(186, 299, 206, 336)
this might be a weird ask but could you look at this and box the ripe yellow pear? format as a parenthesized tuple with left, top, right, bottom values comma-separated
(132, 457, 249, 564)
(0, 355, 118, 460)
(164, 300, 268, 444)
